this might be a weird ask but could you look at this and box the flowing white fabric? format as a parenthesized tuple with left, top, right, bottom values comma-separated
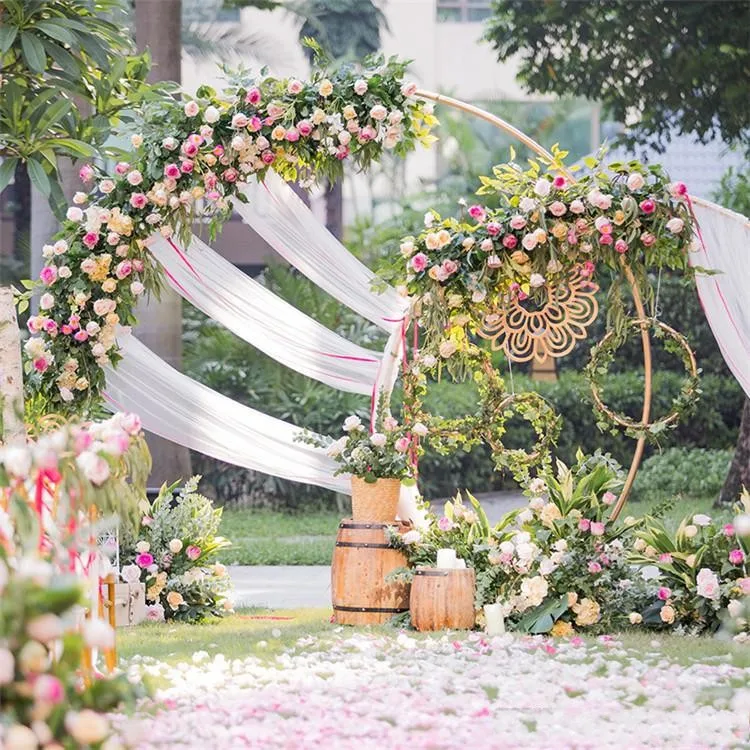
(690, 197, 750, 398)
(234, 172, 409, 332)
(149, 234, 383, 395)
(104, 332, 349, 494)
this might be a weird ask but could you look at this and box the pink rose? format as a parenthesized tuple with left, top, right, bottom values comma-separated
(115, 260, 132, 279)
(133, 259, 144, 273)
(640, 232, 656, 247)
(33, 358, 49, 373)
(723, 523, 735, 537)
(588, 561, 602, 574)
(73, 330, 88, 342)
(394, 437, 411, 453)
(285, 127, 300, 142)
(261, 151, 275, 165)
(61, 324, 73, 335)
(33, 674, 65, 704)
(246, 87, 262, 105)
(189, 133, 204, 147)
(164, 163, 181, 180)
(181, 141, 199, 158)
(486, 222, 501, 236)
(180, 160, 194, 174)
(127, 170, 143, 185)
(615, 239, 629, 254)
(468, 205, 486, 221)
(297, 120, 313, 137)
(602, 491, 617, 506)
(639, 198, 656, 214)
(739, 577, 750, 595)
(552, 175, 567, 189)
(248, 116, 262, 132)
(336, 145, 350, 161)
(590, 521, 605, 536)
(669, 181, 688, 198)
(578, 518, 591, 532)
(410, 253, 428, 273)
(135, 552, 153, 568)
(658, 586, 672, 601)
(659, 553, 673, 564)
(437, 517, 454, 532)
(549, 201, 567, 217)
(510, 215, 527, 230)
(223, 168, 239, 183)
(82, 232, 99, 249)
(231, 113, 249, 129)
(569, 199, 585, 214)
(79, 164, 95, 182)
(186, 545, 201, 561)
(401, 81, 418, 97)
(42, 319, 58, 335)
(598, 233, 613, 246)
(130, 192, 147, 209)
(441, 259, 459, 277)
(287, 79, 304, 95)
(502, 234, 518, 249)
(40, 266, 57, 285)
(729, 549, 745, 565)
(213, 144, 225, 157)
(115, 161, 129, 176)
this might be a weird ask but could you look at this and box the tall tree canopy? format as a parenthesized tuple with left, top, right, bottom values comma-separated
(484, 0, 750, 152)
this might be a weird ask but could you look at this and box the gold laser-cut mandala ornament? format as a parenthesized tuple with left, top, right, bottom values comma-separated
(479, 273, 599, 363)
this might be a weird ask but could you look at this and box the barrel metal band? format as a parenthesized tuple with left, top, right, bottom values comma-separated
(415, 569, 451, 577)
(335, 541, 392, 549)
(333, 605, 407, 613)
(339, 522, 393, 530)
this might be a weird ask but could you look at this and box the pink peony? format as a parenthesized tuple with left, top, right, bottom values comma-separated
(164, 163, 181, 180)
(729, 549, 745, 565)
(82, 232, 99, 249)
(486, 221, 501, 236)
(130, 192, 147, 209)
(590, 521, 605, 536)
(394, 437, 411, 453)
(437, 517, 454, 532)
(39, 266, 57, 285)
(615, 239, 629, 254)
(639, 198, 656, 214)
(658, 586, 672, 601)
(135, 552, 154, 568)
(468, 205, 486, 221)
(42, 319, 58, 335)
(336, 145, 350, 161)
(186, 545, 201, 561)
(181, 141, 199, 159)
(79, 164, 95, 182)
(410, 253, 429, 273)
(115, 260, 133, 279)
(246, 87, 262, 105)
(599, 233, 613, 246)
(222, 168, 239, 183)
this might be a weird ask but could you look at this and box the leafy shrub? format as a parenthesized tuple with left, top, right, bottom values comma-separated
(120, 477, 233, 622)
(631, 448, 734, 504)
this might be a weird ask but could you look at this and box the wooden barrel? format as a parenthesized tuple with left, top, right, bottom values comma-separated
(410, 567, 476, 631)
(331, 520, 411, 626)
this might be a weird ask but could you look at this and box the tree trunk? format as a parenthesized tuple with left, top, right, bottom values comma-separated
(325, 177, 344, 240)
(717, 397, 750, 506)
(0, 286, 26, 445)
(134, 0, 192, 486)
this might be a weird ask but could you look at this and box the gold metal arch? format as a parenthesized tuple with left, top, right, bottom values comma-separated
(416, 89, 652, 520)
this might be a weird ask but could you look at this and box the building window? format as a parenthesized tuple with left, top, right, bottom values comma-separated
(437, 0, 491, 23)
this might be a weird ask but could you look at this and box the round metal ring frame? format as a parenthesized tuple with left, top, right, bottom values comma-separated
(414, 89, 659, 520)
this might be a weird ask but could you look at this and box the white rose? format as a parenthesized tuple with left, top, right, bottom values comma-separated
(626, 173, 645, 191)
(666, 217, 685, 234)
(66, 710, 110, 746)
(4, 724, 39, 750)
(131, 281, 145, 296)
(66, 206, 83, 222)
(534, 178, 551, 197)
(169, 538, 183, 554)
(696, 567, 720, 600)
(517, 508, 533, 524)
(370, 432, 387, 448)
(736, 514, 750, 537)
(76, 451, 110, 485)
(693, 514, 711, 527)
(204, 105, 220, 123)
(120, 563, 141, 585)
(529, 273, 546, 288)
(520, 575, 548, 608)
(370, 104, 388, 121)
(2, 446, 31, 477)
(326, 436, 348, 458)
(412, 422, 428, 437)
(400, 240, 415, 257)
(727, 599, 744, 619)
(343, 415, 363, 432)
(353, 79, 368, 95)
(135, 541, 150, 554)
(519, 196, 537, 212)
(629, 612, 643, 624)
(39, 292, 54, 310)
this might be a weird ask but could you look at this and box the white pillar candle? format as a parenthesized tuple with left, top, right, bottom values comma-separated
(436, 548, 457, 569)
(484, 603, 505, 636)
(455, 558, 467, 569)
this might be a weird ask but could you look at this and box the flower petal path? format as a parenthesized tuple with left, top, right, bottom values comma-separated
(116, 631, 750, 749)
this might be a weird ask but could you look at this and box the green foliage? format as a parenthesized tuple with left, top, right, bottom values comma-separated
(632, 448, 734, 505)
(121, 477, 233, 623)
(484, 0, 750, 154)
(0, 0, 157, 213)
(713, 163, 750, 216)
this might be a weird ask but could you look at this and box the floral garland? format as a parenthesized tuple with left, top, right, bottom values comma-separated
(23, 55, 437, 414)
(403, 346, 561, 483)
(584, 317, 701, 441)
(383, 149, 694, 379)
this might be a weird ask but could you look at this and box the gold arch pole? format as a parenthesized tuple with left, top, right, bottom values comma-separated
(416, 89, 652, 520)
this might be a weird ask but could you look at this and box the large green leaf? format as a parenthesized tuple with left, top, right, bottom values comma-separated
(515, 594, 568, 634)
(20, 31, 47, 73)
(0, 158, 19, 193)
(26, 158, 51, 197)
(34, 20, 78, 47)
(0, 25, 19, 55)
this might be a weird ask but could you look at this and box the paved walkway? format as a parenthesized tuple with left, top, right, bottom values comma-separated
(229, 490, 527, 609)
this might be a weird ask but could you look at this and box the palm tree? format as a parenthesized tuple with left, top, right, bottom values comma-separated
(292, 0, 387, 240)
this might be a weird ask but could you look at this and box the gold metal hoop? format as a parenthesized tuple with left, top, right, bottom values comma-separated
(416, 89, 653, 519)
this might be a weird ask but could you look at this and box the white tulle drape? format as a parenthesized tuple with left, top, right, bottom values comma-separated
(691, 197, 750, 398)
(148, 234, 383, 395)
(234, 172, 409, 333)
(104, 332, 349, 494)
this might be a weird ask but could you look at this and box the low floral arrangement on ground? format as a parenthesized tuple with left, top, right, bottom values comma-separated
(0, 412, 149, 564)
(0, 548, 146, 750)
(384, 148, 694, 367)
(297, 410, 423, 482)
(120, 477, 233, 623)
(391, 450, 749, 640)
(22, 54, 436, 415)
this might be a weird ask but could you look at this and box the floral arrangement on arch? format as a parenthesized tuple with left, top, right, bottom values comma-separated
(383, 148, 695, 373)
(298, 410, 424, 482)
(22, 55, 437, 415)
(120, 476, 233, 623)
(629, 492, 750, 637)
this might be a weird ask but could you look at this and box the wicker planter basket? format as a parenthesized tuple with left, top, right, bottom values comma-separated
(350, 476, 401, 522)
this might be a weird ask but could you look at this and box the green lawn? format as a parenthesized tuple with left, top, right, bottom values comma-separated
(217, 495, 727, 566)
(118, 609, 749, 670)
